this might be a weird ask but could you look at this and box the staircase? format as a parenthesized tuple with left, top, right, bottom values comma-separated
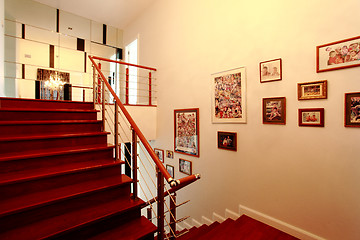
(0, 97, 157, 240)
(177, 215, 300, 240)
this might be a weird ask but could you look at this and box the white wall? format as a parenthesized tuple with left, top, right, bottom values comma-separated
(124, 0, 360, 239)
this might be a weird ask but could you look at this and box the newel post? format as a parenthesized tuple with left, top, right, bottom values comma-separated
(157, 168, 165, 240)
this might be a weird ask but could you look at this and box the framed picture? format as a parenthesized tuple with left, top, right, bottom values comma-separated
(298, 80, 327, 100)
(166, 164, 175, 178)
(217, 131, 237, 151)
(344, 92, 360, 128)
(211, 67, 246, 123)
(260, 58, 282, 83)
(179, 159, 192, 176)
(262, 97, 286, 125)
(316, 36, 360, 73)
(298, 108, 324, 127)
(166, 150, 174, 159)
(174, 108, 199, 157)
(154, 148, 164, 163)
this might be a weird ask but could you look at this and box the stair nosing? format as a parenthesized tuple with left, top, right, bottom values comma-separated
(0, 120, 102, 126)
(0, 108, 99, 113)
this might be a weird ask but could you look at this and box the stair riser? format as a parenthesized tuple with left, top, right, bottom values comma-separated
(0, 148, 114, 174)
(1, 165, 122, 200)
(0, 98, 94, 110)
(52, 207, 142, 239)
(0, 111, 98, 121)
(0, 185, 131, 231)
(0, 122, 102, 137)
(0, 135, 108, 155)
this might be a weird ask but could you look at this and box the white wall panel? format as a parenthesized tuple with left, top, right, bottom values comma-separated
(117, 29, 123, 48)
(5, 0, 56, 31)
(59, 11, 90, 40)
(18, 39, 49, 67)
(4, 62, 20, 78)
(4, 35, 16, 62)
(107, 25, 117, 47)
(59, 34, 77, 50)
(91, 21, 102, 44)
(4, 20, 21, 38)
(58, 47, 84, 72)
(90, 42, 116, 58)
(26, 25, 58, 46)
(17, 78, 35, 99)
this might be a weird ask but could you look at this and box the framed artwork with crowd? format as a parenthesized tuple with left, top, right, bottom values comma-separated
(211, 67, 247, 123)
(174, 108, 199, 157)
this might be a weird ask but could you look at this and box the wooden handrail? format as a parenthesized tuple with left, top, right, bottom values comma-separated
(91, 56, 157, 71)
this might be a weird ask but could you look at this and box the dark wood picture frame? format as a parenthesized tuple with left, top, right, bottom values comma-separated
(154, 148, 164, 163)
(217, 131, 237, 151)
(345, 92, 360, 128)
(166, 164, 175, 178)
(316, 36, 360, 73)
(179, 159, 192, 176)
(298, 80, 328, 100)
(298, 108, 325, 127)
(260, 58, 282, 83)
(174, 108, 200, 157)
(262, 97, 286, 125)
(166, 150, 174, 159)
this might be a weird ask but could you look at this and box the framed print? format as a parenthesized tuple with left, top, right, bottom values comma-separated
(217, 131, 237, 151)
(262, 97, 286, 125)
(344, 92, 360, 127)
(154, 148, 164, 163)
(166, 150, 174, 159)
(174, 108, 199, 157)
(260, 58, 282, 83)
(298, 108, 324, 127)
(298, 80, 327, 100)
(166, 164, 175, 178)
(179, 159, 192, 176)
(316, 36, 360, 72)
(211, 67, 246, 123)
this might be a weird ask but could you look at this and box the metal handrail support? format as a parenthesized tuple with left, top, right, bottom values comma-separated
(114, 102, 119, 161)
(157, 168, 165, 240)
(170, 193, 176, 240)
(132, 128, 138, 199)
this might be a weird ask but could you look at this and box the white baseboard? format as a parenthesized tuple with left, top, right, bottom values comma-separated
(239, 204, 326, 240)
(202, 216, 213, 225)
(192, 218, 202, 227)
(225, 208, 241, 220)
(182, 220, 192, 229)
(212, 212, 226, 223)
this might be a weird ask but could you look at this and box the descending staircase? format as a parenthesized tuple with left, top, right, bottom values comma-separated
(177, 215, 300, 240)
(0, 97, 157, 240)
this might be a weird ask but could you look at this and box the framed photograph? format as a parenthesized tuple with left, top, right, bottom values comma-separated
(298, 108, 324, 127)
(316, 36, 360, 73)
(179, 159, 192, 176)
(262, 97, 286, 125)
(344, 92, 360, 128)
(217, 131, 237, 151)
(174, 108, 199, 157)
(260, 58, 282, 83)
(298, 80, 327, 100)
(166, 150, 174, 159)
(166, 164, 175, 178)
(211, 67, 246, 123)
(154, 148, 164, 163)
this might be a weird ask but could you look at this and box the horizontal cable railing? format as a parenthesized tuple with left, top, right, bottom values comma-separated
(89, 55, 201, 239)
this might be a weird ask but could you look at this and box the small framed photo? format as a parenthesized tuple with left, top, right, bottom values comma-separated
(166, 164, 175, 178)
(262, 97, 286, 125)
(174, 108, 199, 157)
(316, 36, 360, 73)
(217, 131, 237, 151)
(154, 148, 164, 163)
(166, 150, 174, 159)
(344, 92, 360, 128)
(298, 80, 327, 100)
(260, 58, 282, 83)
(298, 108, 324, 127)
(179, 158, 192, 176)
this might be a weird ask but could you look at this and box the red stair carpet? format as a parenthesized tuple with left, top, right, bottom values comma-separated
(0, 97, 156, 240)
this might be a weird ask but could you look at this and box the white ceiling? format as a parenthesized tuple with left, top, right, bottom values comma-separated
(33, 0, 157, 29)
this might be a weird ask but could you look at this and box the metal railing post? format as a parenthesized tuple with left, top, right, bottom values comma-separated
(132, 128, 138, 199)
(157, 168, 165, 240)
(148, 71, 152, 106)
(101, 80, 105, 132)
(92, 66, 96, 105)
(114, 101, 119, 161)
(125, 67, 129, 105)
(170, 193, 177, 240)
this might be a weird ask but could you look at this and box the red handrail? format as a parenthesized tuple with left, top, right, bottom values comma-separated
(91, 56, 157, 71)
(89, 55, 200, 188)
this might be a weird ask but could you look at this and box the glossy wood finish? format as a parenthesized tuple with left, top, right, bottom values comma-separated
(0, 97, 156, 240)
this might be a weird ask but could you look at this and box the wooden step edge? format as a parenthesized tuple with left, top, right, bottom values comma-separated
(0, 108, 99, 113)
(0, 144, 115, 162)
(0, 131, 110, 142)
(0, 160, 124, 186)
(0, 97, 94, 105)
(44, 197, 147, 240)
(0, 175, 133, 218)
(0, 120, 102, 126)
